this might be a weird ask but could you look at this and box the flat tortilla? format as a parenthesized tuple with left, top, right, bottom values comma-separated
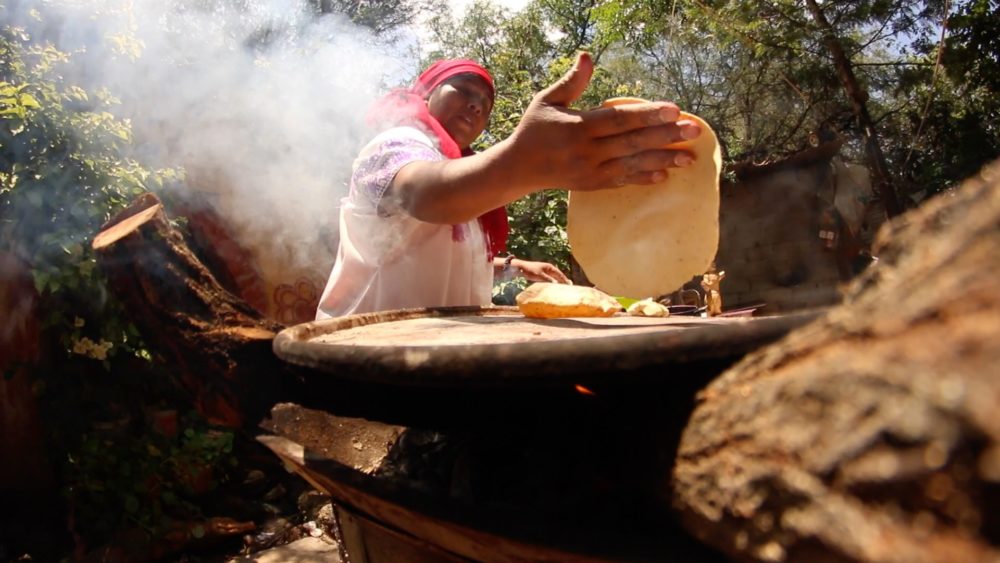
(515, 282, 622, 319)
(567, 97, 722, 298)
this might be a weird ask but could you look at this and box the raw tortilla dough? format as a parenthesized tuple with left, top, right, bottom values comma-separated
(626, 299, 670, 317)
(567, 97, 722, 298)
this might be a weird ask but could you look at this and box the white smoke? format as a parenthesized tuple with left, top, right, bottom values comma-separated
(8, 0, 419, 282)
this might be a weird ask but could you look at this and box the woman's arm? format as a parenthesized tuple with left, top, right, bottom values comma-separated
(385, 52, 703, 225)
(492, 256, 571, 284)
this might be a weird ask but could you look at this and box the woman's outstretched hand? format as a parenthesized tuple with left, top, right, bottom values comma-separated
(505, 51, 702, 192)
(388, 52, 703, 225)
(512, 259, 571, 284)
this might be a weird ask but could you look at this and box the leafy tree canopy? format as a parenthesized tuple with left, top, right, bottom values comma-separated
(418, 0, 998, 272)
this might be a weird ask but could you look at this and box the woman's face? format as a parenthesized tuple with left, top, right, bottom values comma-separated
(426, 74, 493, 150)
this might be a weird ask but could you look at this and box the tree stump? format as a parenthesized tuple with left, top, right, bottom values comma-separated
(92, 193, 296, 428)
(672, 160, 1000, 562)
(0, 251, 54, 496)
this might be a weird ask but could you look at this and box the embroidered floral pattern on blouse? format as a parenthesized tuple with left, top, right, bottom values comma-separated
(351, 137, 442, 209)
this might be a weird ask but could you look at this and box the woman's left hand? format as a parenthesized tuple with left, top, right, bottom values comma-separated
(513, 259, 571, 284)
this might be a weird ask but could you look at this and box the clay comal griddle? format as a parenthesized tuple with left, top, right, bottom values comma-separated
(262, 305, 821, 561)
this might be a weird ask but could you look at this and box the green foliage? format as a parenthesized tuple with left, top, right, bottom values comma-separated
(1, 25, 181, 362)
(420, 0, 998, 255)
(942, 0, 1000, 93)
(66, 411, 237, 542)
(536, 0, 603, 55)
(306, 0, 422, 35)
(674, 0, 999, 199)
(492, 277, 526, 305)
(1, 19, 237, 553)
(506, 189, 571, 271)
(615, 295, 639, 309)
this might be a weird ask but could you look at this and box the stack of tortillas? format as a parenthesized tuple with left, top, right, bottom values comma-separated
(568, 97, 722, 299)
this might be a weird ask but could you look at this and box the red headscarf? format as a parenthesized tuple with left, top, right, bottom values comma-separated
(367, 59, 508, 261)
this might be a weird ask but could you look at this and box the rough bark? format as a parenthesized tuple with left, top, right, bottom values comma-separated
(672, 159, 1000, 562)
(92, 193, 297, 428)
(0, 251, 54, 495)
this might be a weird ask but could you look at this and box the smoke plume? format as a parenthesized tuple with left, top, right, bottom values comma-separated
(7, 0, 418, 281)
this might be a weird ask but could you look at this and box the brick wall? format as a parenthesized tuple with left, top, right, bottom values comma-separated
(716, 160, 845, 313)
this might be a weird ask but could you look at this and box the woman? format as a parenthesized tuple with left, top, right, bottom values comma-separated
(316, 52, 701, 319)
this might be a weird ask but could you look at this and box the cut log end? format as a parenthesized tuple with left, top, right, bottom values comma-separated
(93, 192, 294, 430)
(92, 203, 163, 250)
(208, 326, 278, 342)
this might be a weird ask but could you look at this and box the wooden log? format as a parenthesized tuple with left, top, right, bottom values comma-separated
(258, 404, 617, 563)
(260, 395, 731, 563)
(0, 250, 54, 496)
(672, 160, 1000, 562)
(92, 193, 296, 428)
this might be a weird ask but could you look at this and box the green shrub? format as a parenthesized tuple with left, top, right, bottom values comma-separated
(1, 21, 235, 553)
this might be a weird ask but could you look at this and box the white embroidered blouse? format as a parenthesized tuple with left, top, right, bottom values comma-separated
(315, 126, 494, 319)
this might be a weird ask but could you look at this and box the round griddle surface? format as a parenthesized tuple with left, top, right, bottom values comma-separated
(273, 306, 822, 389)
